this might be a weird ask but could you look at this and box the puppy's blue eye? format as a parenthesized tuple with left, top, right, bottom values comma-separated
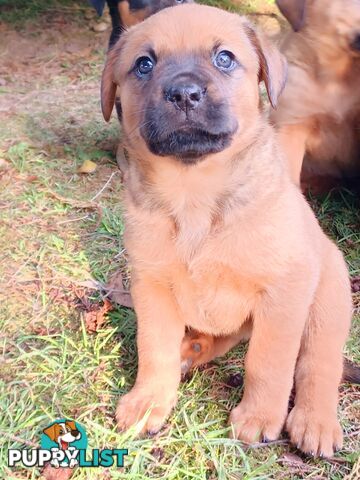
(136, 56, 154, 76)
(214, 50, 235, 71)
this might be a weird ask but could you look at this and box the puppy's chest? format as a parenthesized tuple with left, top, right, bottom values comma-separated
(173, 253, 259, 335)
(172, 222, 260, 335)
(173, 206, 215, 262)
(129, 191, 264, 334)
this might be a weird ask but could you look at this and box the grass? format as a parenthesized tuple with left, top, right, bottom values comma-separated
(0, 0, 85, 25)
(0, 1, 359, 479)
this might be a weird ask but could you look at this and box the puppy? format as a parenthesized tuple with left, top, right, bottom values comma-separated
(119, 0, 191, 29)
(272, 0, 360, 188)
(101, 4, 352, 457)
(90, 0, 191, 49)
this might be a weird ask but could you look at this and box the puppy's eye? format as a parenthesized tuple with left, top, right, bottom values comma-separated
(214, 50, 236, 71)
(135, 56, 154, 77)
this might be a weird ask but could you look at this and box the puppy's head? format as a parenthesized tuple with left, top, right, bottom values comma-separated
(102, 5, 287, 164)
(277, 0, 360, 55)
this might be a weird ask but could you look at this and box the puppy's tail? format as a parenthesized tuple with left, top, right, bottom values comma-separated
(342, 358, 360, 384)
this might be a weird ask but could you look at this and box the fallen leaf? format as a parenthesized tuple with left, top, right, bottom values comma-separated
(77, 159, 97, 174)
(105, 271, 134, 309)
(41, 465, 74, 480)
(84, 298, 113, 333)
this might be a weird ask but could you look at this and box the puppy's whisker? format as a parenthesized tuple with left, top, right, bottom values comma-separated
(128, 107, 151, 117)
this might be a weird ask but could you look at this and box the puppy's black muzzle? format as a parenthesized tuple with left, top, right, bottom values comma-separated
(146, 128, 234, 163)
(140, 68, 238, 163)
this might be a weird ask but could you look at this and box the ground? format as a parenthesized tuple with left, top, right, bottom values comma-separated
(0, 1, 359, 479)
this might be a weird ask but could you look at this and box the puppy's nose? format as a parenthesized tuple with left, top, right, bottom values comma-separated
(166, 83, 205, 111)
(71, 429, 79, 436)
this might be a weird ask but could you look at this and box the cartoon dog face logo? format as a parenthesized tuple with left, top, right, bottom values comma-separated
(41, 420, 86, 469)
(43, 421, 81, 450)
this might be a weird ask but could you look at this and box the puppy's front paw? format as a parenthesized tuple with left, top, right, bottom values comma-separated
(286, 405, 343, 457)
(116, 387, 177, 435)
(229, 402, 285, 444)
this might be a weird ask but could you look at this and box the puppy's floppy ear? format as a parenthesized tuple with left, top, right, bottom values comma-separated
(244, 23, 287, 109)
(276, 0, 307, 32)
(43, 423, 60, 442)
(101, 41, 123, 122)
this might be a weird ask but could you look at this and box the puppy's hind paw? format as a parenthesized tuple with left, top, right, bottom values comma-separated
(180, 332, 214, 374)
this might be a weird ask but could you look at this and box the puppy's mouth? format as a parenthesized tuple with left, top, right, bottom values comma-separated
(142, 126, 237, 163)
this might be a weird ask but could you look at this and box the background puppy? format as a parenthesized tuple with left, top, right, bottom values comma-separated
(90, 0, 191, 49)
(118, 0, 191, 30)
(101, 4, 352, 457)
(272, 0, 360, 189)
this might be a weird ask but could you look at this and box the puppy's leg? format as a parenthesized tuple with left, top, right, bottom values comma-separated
(118, 1, 147, 28)
(286, 245, 351, 457)
(277, 124, 308, 186)
(116, 277, 184, 434)
(107, 0, 123, 49)
(180, 321, 252, 373)
(230, 286, 313, 443)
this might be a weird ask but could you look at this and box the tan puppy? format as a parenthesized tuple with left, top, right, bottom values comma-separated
(101, 4, 352, 457)
(272, 0, 360, 188)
